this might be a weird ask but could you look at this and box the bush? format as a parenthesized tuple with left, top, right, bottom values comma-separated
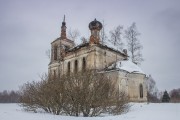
(19, 70, 130, 116)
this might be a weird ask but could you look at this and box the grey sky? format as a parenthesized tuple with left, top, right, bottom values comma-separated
(0, 0, 180, 92)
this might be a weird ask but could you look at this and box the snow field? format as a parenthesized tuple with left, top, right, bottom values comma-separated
(0, 103, 179, 120)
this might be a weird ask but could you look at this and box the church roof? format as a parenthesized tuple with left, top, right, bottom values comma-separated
(68, 42, 128, 57)
(107, 59, 145, 74)
(68, 42, 89, 51)
(51, 37, 74, 44)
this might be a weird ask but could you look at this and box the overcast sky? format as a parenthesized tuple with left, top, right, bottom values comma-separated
(0, 0, 180, 92)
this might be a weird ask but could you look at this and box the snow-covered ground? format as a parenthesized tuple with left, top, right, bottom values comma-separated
(0, 103, 180, 120)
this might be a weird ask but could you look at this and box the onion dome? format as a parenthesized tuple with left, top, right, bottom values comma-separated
(89, 19, 102, 30)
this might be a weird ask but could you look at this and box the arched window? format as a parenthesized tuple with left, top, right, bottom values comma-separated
(67, 61, 70, 74)
(54, 46, 57, 60)
(74, 60, 78, 73)
(139, 84, 143, 98)
(82, 57, 86, 71)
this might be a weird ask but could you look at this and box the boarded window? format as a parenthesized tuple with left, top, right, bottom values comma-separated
(74, 60, 78, 73)
(82, 57, 86, 71)
(139, 84, 143, 98)
(54, 46, 57, 60)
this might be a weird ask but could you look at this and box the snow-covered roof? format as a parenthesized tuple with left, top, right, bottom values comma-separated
(108, 59, 145, 74)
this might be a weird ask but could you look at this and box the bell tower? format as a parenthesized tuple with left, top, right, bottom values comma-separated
(50, 15, 75, 63)
(49, 15, 74, 77)
(59, 15, 74, 51)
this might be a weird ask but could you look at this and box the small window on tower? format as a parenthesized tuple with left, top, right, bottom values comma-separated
(67, 61, 70, 74)
(82, 57, 86, 71)
(74, 60, 78, 73)
(53, 70, 56, 78)
(54, 46, 58, 60)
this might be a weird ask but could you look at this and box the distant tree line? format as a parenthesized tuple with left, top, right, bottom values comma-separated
(0, 90, 20, 103)
(169, 88, 180, 103)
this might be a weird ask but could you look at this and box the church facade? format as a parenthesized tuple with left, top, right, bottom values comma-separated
(48, 16, 147, 102)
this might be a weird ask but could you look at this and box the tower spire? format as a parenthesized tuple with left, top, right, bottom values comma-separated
(60, 15, 66, 39)
(63, 15, 65, 22)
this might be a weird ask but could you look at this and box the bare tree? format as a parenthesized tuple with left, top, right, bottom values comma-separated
(68, 28, 80, 44)
(109, 25, 124, 51)
(45, 49, 51, 59)
(100, 20, 108, 45)
(146, 75, 159, 102)
(124, 22, 143, 65)
(170, 88, 180, 103)
(80, 36, 88, 44)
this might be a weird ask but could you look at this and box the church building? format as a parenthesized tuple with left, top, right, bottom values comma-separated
(48, 16, 147, 102)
